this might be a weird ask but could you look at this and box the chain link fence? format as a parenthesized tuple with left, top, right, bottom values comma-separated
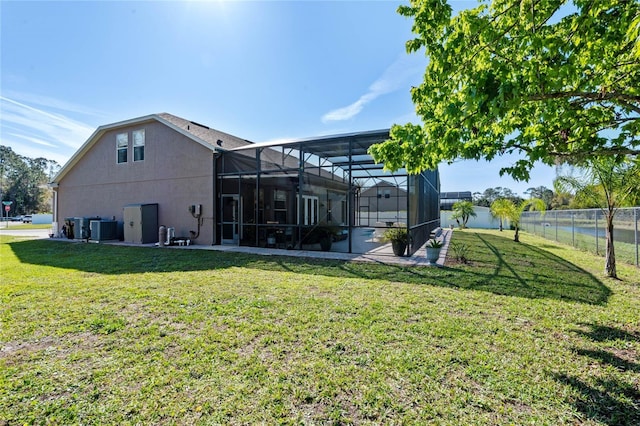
(521, 207, 639, 267)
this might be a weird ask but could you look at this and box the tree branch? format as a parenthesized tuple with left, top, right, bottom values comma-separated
(529, 91, 640, 103)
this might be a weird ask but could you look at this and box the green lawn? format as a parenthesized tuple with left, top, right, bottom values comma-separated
(1, 230, 638, 425)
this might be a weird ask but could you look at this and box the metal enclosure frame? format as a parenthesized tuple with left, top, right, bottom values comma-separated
(216, 130, 440, 256)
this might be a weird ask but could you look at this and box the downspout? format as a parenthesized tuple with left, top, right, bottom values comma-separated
(212, 151, 221, 245)
(49, 182, 59, 236)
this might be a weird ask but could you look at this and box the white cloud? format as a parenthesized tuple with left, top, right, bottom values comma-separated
(6, 132, 57, 148)
(2, 90, 107, 118)
(321, 53, 426, 123)
(0, 95, 97, 164)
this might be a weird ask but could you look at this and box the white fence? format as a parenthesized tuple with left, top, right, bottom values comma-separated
(441, 206, 503, 230)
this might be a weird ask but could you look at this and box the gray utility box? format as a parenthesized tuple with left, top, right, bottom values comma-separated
(123, 203, 158, 244)
(73, 217, 100, 240)
(90, 220, 118, 242)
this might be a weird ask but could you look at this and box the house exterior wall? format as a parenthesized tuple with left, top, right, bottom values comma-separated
(360, 184, 408, 213)
(54, 118, 440, 253)
(56, 120, 216, 244)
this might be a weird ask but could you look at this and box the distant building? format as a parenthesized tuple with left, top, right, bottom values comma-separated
(440, 191, 472, 211)
(359, 182, 407, 214)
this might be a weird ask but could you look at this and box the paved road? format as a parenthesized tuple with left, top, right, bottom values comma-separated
(0, 228, 50, 238)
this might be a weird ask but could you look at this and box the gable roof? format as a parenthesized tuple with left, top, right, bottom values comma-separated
(156, 113, 252, 150)
(51, 113, 254, 184)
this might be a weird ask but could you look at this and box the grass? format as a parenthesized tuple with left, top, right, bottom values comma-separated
(1, 230, 638, 425)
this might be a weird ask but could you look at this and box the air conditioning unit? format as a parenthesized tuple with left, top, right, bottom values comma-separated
(73, 217, 101, 240)
(90, 220, 118, 242)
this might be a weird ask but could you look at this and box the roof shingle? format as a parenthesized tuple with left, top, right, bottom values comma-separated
(157, 113, 254, 151)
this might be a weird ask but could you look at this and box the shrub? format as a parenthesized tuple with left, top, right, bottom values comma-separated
(426, 239, 443, 248)
(449, 241, 470, 263)
(381, 227, 409, 244)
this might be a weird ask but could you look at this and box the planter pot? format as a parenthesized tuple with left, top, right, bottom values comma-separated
(319, 237, 332, 251)
(391, 240, 407, 256)
(426, 247, 441, 264)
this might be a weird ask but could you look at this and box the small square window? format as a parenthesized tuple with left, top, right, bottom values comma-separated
(116, 133, 128, 163)
(133, 129, 145, 162)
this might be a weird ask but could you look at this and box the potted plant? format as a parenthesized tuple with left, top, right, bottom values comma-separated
(318, 230, 333, 251)
(302, 223, 339, 251)
(425, 239, 443, 264)
(382, 226, 410, 257)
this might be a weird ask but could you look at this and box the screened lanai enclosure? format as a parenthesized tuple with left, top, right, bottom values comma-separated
(216, 130, 440, 256)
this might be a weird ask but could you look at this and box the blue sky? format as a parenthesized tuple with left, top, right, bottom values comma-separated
(1, 0, 556, 196)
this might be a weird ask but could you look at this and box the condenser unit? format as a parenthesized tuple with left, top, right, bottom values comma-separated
(90, 220, 118, 242)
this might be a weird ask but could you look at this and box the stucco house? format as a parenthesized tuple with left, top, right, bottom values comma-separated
(51, 113, 440, 255)
(358, 182, 408, 224)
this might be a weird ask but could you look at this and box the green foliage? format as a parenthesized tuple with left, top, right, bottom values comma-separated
(89, 312, 127, 335)
(491, 197, 546, 242)
(426, 238, 443, 248)
(554, 156, 640, 277)
(0, 146, 59, 215)
(525, 186, 554, 209)
(301, 224, 339, 244)
(448, 240, 469, 263)
(555, 157, 640, 213)
(381, 226, 409, 244)
(490, 198, 516, 231)
(451, 200, 476, 228)
(550, 188, 573, 210)
(369, 0, 640, 181)
(473, 186, 523, 207)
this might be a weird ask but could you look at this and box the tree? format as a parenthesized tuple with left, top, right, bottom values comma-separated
(451, 200, 476, 228)
(0, 146, 59, 215)
(492, 198, 546, 242)
(525, 186, 554, 209)
(567, 184, 604, 209)
(555, 156, 640, 278)
(473, 186, 523, 207)
(550, 187, 573, 210)
(369, 0, 640, 181)
(489, 198, 513, 231)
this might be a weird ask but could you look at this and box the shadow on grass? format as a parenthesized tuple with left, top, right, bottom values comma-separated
(6, 232, 610, 305)
(553, 323, 640, 425)
(450, 232, 610, 305)
(553, 374, 640, 425)
(573, 323, 640, 342)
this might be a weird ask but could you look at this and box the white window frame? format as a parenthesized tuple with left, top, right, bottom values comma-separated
(133, 129, 145, 162)
(116, 133, 128, 164)
(297, 195, 319, 225)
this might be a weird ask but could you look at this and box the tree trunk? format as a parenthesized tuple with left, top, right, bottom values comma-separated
(514, 225, 520, 242)
(604, 214, 617, 278)
(499, 218, 503, 231)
